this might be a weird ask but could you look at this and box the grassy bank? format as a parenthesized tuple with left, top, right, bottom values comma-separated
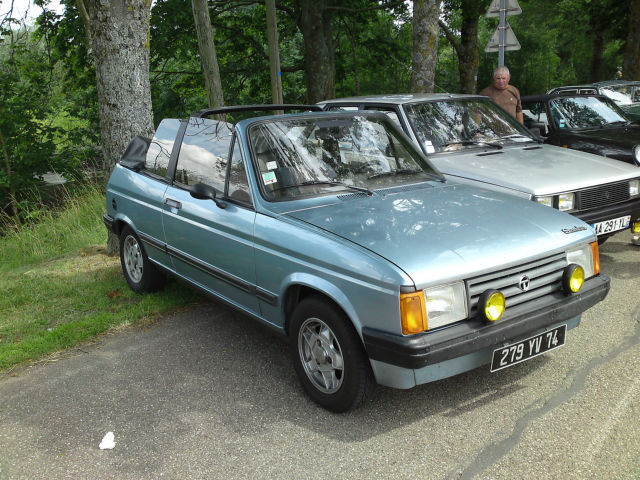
(0, 185, 200, 372)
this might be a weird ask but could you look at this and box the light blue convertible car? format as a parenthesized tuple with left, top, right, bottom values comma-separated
(104, 106, 610, 412)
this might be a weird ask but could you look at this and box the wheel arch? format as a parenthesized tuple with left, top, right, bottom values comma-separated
(281, 277, 363, 342)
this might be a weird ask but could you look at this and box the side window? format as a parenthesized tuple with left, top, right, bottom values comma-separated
(227, 141, 253, 206)
(174, 118, 234, 193)
(146, 118, 181, 177)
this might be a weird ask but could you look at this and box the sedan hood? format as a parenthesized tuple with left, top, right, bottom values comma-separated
(284, 183, 594, 287)
(429, 143, 640, 196)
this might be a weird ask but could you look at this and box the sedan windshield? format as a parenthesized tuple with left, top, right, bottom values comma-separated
(600, 84, 640, 106)
(403, 99, 535, 153)
(249, 115, 442, 201)
(549, 96, 629, 129)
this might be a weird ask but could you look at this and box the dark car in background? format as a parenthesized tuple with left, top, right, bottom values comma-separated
(547, 81, 640, 120)
(521, 93, 640, 167)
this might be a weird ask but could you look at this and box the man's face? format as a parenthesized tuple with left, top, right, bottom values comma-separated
(493, 72, 510, 90)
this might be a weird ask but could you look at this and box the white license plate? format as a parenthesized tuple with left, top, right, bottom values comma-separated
(591, 215, 631, 235)
(490, 325, 566, 372)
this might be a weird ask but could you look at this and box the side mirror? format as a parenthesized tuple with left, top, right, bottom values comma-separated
(189, 183, 227, 209)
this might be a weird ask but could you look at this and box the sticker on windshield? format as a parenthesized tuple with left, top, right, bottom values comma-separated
(262, 171, 277, 185)
(267, 161, 278, 170)
(424, 140, 435, 154)
(558, 119, 565, 128)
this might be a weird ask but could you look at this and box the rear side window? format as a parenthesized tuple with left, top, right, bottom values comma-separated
(174, 118, 234, 193)
(146, 119, 180, 177)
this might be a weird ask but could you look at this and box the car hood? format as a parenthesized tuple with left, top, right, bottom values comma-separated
(562, 124, 640, 149)
(284, 183, 594, 288)
(428, 144, 640, 196)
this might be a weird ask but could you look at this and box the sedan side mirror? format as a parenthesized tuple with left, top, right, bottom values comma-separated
(190, 182, 227, 209)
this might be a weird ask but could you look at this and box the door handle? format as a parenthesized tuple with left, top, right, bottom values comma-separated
(164, 198, 182, 209)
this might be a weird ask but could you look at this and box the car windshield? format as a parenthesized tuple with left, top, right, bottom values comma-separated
(403, 99, 535, 153)
(600, 84, 640, 105)
(249, 115, 441, 201)
(549, 96, 629, 128)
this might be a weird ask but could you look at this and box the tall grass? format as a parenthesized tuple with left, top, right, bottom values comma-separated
(0, 184, 200, 371)
(0, 184, 106, 272)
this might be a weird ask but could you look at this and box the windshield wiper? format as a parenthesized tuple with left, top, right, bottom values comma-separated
(442, 140, 503, 149)
(297, 180, 374, 196)
(367, 168, 430, 180)
(604, 120, 631, 127)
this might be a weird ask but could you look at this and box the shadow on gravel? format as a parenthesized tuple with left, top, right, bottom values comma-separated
(598, 235, 640, 280)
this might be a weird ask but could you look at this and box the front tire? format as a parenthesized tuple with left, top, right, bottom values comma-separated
(119, 226, 165, 293)
(290, 296, 372, 412)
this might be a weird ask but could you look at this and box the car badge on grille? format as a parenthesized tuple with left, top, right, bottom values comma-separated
(518, 275, 531, 292)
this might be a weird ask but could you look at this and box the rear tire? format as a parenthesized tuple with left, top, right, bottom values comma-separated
(119, 226, 165, 293)
(290, 296, 372, 412)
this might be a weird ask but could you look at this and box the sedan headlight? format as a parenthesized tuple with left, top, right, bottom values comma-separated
(558, 193, 575, 211)
(633, 145, 640, 166)
(566, 242, 599, 280)
(424, 282, 468, 330)
(534, 195, 553, 208)
(630, 179, 639, 197)
(400, 282, 468, 334)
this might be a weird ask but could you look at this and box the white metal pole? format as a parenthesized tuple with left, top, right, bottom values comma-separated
(498, 0, 506, 67)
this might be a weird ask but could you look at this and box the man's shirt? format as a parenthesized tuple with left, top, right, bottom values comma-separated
(480, 85, 522, 119)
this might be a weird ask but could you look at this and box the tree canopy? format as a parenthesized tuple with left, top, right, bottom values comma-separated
(0, 0, 637, 223)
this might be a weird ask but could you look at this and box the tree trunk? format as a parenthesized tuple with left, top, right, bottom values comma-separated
(411, 0, 440, 93)
(590, 31, 604, 82)
(80, 0, 155, 255)
(82, 1, 154, 178)
(457, 13, 480, 93)
(439, 0, 491, 94)
(623, 0, 640, 80)
(298, 0, 335, 103)
(266, 0, 284, 108)
(192, 0, 225, 109)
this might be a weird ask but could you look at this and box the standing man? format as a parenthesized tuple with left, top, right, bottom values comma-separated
(480, 66, 523, 124)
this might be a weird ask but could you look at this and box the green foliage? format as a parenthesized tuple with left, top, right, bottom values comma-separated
(0, 2, 99, 225)
(334, 7, 413, 96)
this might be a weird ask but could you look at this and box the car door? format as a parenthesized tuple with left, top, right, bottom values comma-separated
(162, 117, 259, 315)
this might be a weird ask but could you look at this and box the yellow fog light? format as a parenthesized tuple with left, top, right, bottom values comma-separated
(632, 221, 640, 234)
(563, 264, 585, 294)
(479, 289, 505, 323)
(400, 291, 427, 335)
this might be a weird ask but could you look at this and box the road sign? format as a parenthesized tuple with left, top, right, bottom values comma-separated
(485, 0, 522, 17)
(485, 0, 522, 66)
(484, 21, 521, 52)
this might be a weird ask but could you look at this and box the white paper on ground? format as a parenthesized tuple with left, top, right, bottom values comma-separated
(99, 431, 115, 450)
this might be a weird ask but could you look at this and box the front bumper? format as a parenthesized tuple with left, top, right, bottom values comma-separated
(103, 213, 114, 233)
(362, 274, 610, 370)
(574, 198, 640, 227)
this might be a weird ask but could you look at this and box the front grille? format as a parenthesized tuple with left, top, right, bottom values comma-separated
(576, 181, 629, 211)
(466, 253, 567, 318)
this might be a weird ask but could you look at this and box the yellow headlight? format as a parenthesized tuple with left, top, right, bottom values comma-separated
(400, 291, 427, 335)
(563, 264, 585, 294)
(632, 221, 640, 234)
(481, 290, 505, 323)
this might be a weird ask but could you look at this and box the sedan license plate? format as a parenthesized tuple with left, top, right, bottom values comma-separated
(591, 215, 631, 235)
(490, 325, 566, 372)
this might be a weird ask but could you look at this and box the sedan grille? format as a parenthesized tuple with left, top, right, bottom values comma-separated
(466, 253, 567, 318)
(576, 181, 629, 211)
